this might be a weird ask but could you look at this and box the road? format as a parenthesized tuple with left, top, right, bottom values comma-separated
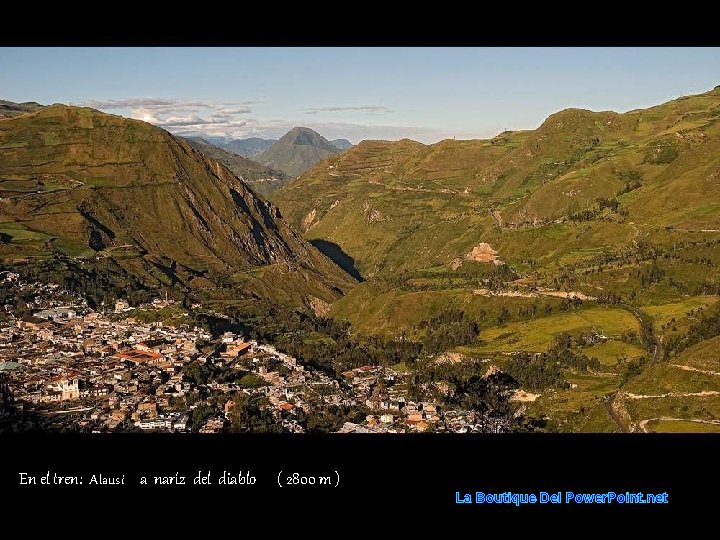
(605, 304, 663, 432)
(605, 392, 628, 433)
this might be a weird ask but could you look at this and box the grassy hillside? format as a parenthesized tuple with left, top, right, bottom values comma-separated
(611, 335, 720, 432)
(274, 86, 720, 279)
(272, 87, 720, 431)
(0, 105, 356, 309)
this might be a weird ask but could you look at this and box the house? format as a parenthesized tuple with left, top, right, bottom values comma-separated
(173, 414, 189, 431)
(137, 400, 158, 418)
(224, 341, 252, 358)
(114, 349, 166, 366)
(221, 332, 238, 344)
(99, 345, 116, 358)
(136, 339, 166, 353)
(199, 418, 226, 433)
(365, 398, 382, 410)
(46, 373, 81, 401)
(17, 317, 54, 331)
(81, 385, 110, 398)
(136, 416, 173, 430)
(422, 403, 438, 414)
(37, 329, 54, 341)
(34, 308, 77, 323)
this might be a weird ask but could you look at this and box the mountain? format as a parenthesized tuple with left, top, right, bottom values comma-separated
(0, 99, 43, 118)
(257, 127, 341, 178)
(216, 137, 276, 158)
(209, 135, 350, 160)
(184, 137, 289, 196)
(270, 86, 720, 431)
(0, 105, 356, 310)
(274, 87, 720, 281)
(331, 139, 353, 151)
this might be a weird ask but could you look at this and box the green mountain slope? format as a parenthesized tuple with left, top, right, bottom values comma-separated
(258, 127, 340, 178)
(0, 105, 356, 309)
(271, 86, 720, 431)
(274, 87, 720, 280)
(184, 137, 288, 196)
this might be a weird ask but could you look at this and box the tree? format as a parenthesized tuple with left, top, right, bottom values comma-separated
(227, 394, 282, 433)
(189, 403, 216, 432)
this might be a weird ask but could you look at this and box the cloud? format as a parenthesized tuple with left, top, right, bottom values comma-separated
(75, 97, 257, 139)
(303, 105, 393, 114)
(77, 96, 490, 144)
(145, 115, 490, 145)
(217, 107, 253, 115)
(79, 98, 252, 113)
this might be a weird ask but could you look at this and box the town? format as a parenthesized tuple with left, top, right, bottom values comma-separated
(0, 271, 507, 433)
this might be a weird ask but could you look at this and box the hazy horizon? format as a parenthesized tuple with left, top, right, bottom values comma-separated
(2, 47, 719, 144)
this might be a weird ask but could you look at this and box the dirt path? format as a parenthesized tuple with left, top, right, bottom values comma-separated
(367, 179, 457, 195)
(472, 288, 596, 301)
(625, 390, 720, 399)
(670, 364, 720, 377)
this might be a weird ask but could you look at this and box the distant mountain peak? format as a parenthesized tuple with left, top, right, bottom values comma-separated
(331, 139, 353, 151)
(0, 99, 44, 118)
(281, 127, 337, 150)
(257, 127, 343, 178)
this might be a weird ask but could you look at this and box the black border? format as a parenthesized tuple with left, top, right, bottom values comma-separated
(3, 433, 713, 519)
(2, 7, 719, 46)
(2, 17, 719, 523)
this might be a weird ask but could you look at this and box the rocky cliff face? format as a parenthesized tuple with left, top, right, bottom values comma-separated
(184, 137, 288, 197)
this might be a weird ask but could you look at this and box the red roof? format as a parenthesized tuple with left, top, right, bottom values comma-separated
(115, 349, 164, 363)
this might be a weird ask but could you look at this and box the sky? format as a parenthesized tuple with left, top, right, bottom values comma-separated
(1, 47, 719, 144)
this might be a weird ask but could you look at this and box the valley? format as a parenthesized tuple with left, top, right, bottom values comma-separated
(3, 86, 720, 432)
(270, 86, 720, 432)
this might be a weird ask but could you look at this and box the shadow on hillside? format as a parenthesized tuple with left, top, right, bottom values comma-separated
(310, 239, 363, 282)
